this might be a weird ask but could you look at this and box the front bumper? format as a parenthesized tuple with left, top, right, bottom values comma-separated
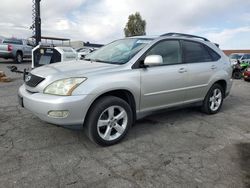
(18, 84, 94, 126)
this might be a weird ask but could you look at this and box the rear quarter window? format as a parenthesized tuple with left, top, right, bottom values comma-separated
(205, 46, 221, 61)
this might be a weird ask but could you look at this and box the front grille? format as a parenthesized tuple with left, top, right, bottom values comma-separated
(25, 73, 45, 87)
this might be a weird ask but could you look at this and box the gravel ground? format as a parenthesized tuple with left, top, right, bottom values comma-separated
(0, 59, 250, 188)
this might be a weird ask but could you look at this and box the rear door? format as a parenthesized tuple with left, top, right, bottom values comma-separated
(181, 40, 221, 101)
(140, 40, 189, 111)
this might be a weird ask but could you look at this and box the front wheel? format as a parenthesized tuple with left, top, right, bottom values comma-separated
(202, 84, 224, 114)
(85, 96, 133, 146)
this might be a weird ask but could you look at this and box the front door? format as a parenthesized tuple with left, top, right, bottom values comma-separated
(140, 40, 188, 112)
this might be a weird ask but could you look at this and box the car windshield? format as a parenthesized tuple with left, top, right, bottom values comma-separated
(229, 54, 242, 59)
(242, 54, 250, 59)
(84, 38, 153, 64)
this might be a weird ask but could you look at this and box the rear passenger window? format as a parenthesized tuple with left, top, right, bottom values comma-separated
(3, 39, 22, 45)
(182, 40, 213, 63)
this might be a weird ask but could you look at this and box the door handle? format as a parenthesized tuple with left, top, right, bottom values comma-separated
(211, 65, 217, 70)
(178, 68, 187, 73)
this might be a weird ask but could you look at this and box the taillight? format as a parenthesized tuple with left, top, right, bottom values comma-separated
(7, 44, 13, 51)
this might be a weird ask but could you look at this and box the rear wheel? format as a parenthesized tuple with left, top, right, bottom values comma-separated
(232, 70, 242, 79)
(15, 52, 23, 64)
(85, 96, 133, 146)
(202, 84, 224, 114)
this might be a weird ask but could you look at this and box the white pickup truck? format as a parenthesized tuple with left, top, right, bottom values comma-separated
(0, 38, 32, 63)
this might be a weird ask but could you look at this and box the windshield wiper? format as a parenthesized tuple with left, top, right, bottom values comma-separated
(83, 58, 109, 63)
(92, 59, 106, 63)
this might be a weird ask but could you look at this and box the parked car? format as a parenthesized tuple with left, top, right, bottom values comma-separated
(76, 47, 95, 60)
(239, 53, 250, 64)
(0, 38, 32, 63)
(18, 33, 233, 146)
(229, 53, 244, 65)
(243, 67, 250, 81)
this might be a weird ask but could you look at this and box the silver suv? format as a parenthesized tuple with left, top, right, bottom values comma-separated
(18, 33, 233, 146)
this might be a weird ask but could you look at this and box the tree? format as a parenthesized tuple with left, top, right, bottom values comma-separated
(124, 12, 146, 37)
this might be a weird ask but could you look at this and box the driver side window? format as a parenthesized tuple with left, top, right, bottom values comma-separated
(146, 40, 181, 65)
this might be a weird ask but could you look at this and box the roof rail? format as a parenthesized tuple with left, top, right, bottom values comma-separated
(161, 32, 210, 42)
(214, 43, 219, 48)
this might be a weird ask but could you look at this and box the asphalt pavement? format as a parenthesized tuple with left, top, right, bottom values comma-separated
(0, 59, 250, 187)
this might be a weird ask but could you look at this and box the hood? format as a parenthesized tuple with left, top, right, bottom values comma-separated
(31, 60, 120, 78)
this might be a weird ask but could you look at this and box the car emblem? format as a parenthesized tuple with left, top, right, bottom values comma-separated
(25, 75, 32, 82)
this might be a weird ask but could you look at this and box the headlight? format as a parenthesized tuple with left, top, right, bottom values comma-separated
(44, 77, 86, 96)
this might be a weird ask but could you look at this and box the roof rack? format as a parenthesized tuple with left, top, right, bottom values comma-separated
(161, 32, 210, 42)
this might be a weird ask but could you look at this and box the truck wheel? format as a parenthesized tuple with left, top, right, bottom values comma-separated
(15, 52, 23, 64)
(201, 84, 224, 114)
(85, 96, 133, 146)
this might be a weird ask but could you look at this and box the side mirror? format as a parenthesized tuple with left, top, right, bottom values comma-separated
(144, 55, 163, 67)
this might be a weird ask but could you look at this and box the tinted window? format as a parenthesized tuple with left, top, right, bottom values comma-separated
(242, 54, 250, 59)
(229, 54, 241, 59)
(3, 39, 22, 45)
(182, 41, 213, 63)
(146, 40, 181, 65)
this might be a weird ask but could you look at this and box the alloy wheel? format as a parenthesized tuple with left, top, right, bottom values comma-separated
(97, 105, 128, 141)
(209, 88, 222, 111)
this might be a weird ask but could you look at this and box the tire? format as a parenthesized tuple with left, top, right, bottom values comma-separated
(85, 96, 133, 146)
(244, 78, 250, 82)
(15, 52, 23, 64)
(232, 71, 241, 79)
(201, 84, 224, 114)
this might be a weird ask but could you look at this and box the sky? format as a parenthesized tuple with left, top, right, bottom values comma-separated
(0, 0, 250, 49)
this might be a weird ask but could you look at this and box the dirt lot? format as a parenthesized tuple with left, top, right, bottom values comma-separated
(0, 59, 250, 188)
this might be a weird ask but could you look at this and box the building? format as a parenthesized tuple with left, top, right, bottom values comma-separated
(223, 50, 250, 56)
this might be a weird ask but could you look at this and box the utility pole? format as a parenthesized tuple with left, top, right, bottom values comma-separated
(35, 0, 41, 46)
(31, 0, 41, 46)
